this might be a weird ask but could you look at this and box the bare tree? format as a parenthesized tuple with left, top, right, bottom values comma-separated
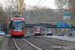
(55, 0, 75, 26)
(5, 0, 26, 12)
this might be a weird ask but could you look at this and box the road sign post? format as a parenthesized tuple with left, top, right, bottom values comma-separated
(45, 28, 47, 35)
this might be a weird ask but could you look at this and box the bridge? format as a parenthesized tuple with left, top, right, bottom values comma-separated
(25, 21, 75, 29)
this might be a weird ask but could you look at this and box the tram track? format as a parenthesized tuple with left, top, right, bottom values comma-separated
(9, 37, 39, 50)
(8, 36, 75, 50)
(22, 38, 42, 50)
(13, 38, 21, 50)
(23, 36, 75, 50)
(13, 38, 41, 50)
(24, 36, 65, 50)
(24, 37, 48, 50)
(32, 36, 66, 46)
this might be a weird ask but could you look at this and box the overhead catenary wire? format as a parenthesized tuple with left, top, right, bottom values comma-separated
(29, 0, 46, 8)
(29, 5, 36, 17)
(27, 0, 47, 21)
(28, 0, 46, 15)
(39, 0, 46, 7)
(36, 0, 41, 6)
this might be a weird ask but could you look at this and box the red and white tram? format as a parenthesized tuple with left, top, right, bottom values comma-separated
(9, 18, 25, 37)
(34, 26, 45, 35)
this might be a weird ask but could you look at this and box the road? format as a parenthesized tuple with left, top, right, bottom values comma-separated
(45, 35, 75, 42)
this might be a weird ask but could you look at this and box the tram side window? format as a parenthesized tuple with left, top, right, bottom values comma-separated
(35, 27, 40, 31)
(22, 22, 25, 29)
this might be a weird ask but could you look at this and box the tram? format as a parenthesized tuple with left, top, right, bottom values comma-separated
(9, 18, 25, 37)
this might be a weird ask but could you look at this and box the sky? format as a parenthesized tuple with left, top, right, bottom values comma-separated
(25, 0, 56, 9)
(0, 0, 57, 9)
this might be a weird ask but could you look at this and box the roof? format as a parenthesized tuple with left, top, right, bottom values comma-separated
(11, 18, 25, 21)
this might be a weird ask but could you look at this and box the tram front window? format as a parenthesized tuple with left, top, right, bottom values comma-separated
(13, 20, 23, 30)
(35, 27, 40, 31)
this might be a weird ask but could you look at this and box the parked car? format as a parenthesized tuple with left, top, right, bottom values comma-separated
(68, 31, 73, 36)
(47, 31, 52, 36)
(68, 33, 72, 36)
(0, 31, 5, 36)
(58, 32, 64, 36)
(70, 31, 75, 34)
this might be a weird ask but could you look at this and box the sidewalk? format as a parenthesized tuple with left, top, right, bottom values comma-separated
(2, 38, 9, 50)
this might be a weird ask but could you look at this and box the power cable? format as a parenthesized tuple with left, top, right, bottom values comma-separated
(36, 0, 41, 6)
(39, 0, 46, 6)
(29, 5, 36, 17)
(27, 0, 46, 21)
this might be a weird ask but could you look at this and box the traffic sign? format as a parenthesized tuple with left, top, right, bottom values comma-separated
(64, 13, 70, 15)
(60, 22, 67, 27)
(68, 24, 72, 28)
(63, 13, 70, 19)
(57, 22, 60, 27)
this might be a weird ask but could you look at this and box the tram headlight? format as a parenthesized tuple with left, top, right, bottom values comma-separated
(13, 30, 17, 32)
(21, 30, 22, 32)
(13, 30, 22, 32)
(18, 30, 22, 32)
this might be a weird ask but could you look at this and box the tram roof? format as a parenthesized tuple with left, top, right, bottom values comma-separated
(11, 18, 25, 21)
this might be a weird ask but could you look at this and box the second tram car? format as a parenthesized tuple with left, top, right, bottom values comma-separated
(34, 26, 45, 35)
(9, 18, 25, 37)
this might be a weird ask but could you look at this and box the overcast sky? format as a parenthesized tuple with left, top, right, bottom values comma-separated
(25, 0, 56, 9)
(0, 0, 56, 9)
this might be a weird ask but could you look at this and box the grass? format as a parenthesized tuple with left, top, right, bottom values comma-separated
(0, 36, 5, 49)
